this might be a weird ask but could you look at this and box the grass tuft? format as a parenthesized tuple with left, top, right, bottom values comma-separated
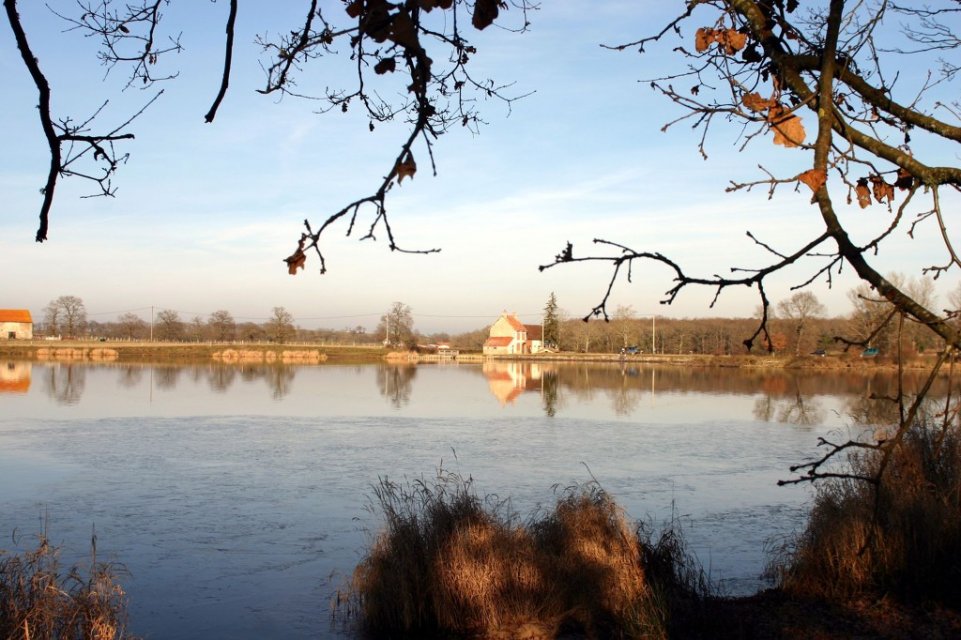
(0, 532, 133, 640)
(340, 470, 705, 639)
(771, 420, 961, 606)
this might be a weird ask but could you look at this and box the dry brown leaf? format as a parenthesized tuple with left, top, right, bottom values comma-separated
(855, 178, 872, 208)
(870, 176, 895, 203)
(742, 92, 776, 113)
(284, 248, 307, 275)
(798, 168, 827, 193)
(374, 57, 396, 75)
(695, 27, 713, 52)
(345, 0, 363, 19)
(720, 29, 747, 54)
(472, 0, 500, 30)
(768, 105, 805, 147)
(895, 167, 914, 190)
(396, 152, 417, 183)
(389, 11, 418, 49)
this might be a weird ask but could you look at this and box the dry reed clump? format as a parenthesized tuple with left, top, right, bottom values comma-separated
(342, 472, 702, 639)
(0, 533, 133, 640)
(772, 421, 961, 605)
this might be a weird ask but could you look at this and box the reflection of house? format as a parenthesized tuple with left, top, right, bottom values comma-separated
(483, 313, 544, 355)
(0, 309, 33, 340)
(0, 361, 31, 393)
(482, 361, 544, 405)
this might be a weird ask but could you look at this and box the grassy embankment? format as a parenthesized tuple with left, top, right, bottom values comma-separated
(0, 339, 938, 370)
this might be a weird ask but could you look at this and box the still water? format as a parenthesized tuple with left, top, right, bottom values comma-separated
(0, 360, 926, 638)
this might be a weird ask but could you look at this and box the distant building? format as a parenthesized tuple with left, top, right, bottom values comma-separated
(0, 309, 33, 340)
(483, 312, 544, 355)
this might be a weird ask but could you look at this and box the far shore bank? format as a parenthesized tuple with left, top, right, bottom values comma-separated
(0, 340, 940, 371)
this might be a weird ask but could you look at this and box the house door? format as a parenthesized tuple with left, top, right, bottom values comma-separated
(7, 332, 15, 339)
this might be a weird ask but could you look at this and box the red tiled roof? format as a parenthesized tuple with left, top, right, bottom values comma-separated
(484, 336, 513, 347)
(0, 309, 32, 323)
(504, 314, 527, 332)
(524, 324, 543, 340)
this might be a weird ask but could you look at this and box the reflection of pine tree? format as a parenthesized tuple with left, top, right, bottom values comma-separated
(268, 366, 296, 400)
(541, 369, 558, 417)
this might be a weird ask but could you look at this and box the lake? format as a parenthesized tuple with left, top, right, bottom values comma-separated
(0, 359, 931, 638)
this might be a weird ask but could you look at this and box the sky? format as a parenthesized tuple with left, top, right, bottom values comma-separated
(2, 1, 959, 334)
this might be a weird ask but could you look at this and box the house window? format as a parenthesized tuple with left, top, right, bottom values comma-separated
(7, 332, 15, 339)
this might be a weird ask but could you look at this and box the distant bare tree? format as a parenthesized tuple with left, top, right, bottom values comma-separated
(43, 295, 87, 338)
(116, 312, 148, 340)
(207, 309, 236, 342)
(154, 308, 185, 342)
(777, 292, 826, 356)
(265, 306, 296, 344)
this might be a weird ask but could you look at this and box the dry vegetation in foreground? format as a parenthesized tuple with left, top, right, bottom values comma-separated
(0, 533, 132, 640)
(339, 427, 961, 640)
(336, 471, 705, 640)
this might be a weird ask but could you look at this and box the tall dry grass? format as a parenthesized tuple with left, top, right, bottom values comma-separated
(0, 532, 132, 640)
(771, 420, 961, 605)
(339, 471, 705, 639)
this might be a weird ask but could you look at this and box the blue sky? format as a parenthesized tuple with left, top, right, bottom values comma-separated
(2, 1, 957, 333)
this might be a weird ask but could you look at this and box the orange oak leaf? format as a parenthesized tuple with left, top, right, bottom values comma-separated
(870, 175, 895, 204)
(284, 248, 307, 275)
(396, 152, 417, 183)
(894, 167, 914, 190)
(719, 29, 747, 54)
(695, 27, 713, 52)
(742, 92, 776, 112)
(768, 105, 805, 147)
(797, 168, 827, 193)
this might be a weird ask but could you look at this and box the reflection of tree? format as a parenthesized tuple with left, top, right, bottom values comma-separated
(376, 364, 417, 408)
(44, 364, 85, 405)
(117, 365, 144, 388)
(154, 367, 181, 390)
(753, 383, 825, 427)
(541, 369, 559, 417)
(207, 366, 237, 393)
(267, 366, 296, 400)
(610, 367, 643, 416)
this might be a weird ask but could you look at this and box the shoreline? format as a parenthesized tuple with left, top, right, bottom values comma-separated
(0, 340, 937, 370)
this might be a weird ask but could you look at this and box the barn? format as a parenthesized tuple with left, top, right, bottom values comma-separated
(0, 309, 33, 340)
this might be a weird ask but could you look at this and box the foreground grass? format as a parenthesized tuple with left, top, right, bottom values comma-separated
(0, 533, 132, 640)
(340, 422, 961, 639)
(337, 472, 704, 639)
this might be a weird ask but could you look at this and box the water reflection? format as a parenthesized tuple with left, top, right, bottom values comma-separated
(43, 363, 85, 405)
(376, 364, 417, 408)
(0, 361, 31, 393)
(4, 359, 955, 423)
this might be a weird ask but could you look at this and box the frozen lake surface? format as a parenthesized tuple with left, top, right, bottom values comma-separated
(0, 360, 915, 638)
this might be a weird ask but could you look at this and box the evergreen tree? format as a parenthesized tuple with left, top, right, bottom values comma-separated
(543, 292, 559, 349)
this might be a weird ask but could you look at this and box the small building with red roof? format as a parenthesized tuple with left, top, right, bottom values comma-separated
(482, 312, 544, 355)
(0, 309, 33, 340)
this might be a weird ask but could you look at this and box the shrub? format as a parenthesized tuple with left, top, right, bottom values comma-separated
(772, 421, 961, 605)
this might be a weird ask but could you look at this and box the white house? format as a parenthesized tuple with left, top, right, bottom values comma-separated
(0, 309, 33, 340)
(482, 312, 544, 355)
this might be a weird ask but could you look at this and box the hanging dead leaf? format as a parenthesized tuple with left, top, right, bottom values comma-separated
(768, 105, 805, 147)
(374, 57, 396, 74)
(284, 248, 307, 275)
(396, 152, 417, 183)
(719, 29, 747, 54)
(855, 178, 872, 208)
(894, 167, 914, 190)
(695, 27, 713, 52)
(797, 168, 827, 193)
(870, 175, 895, 204)
(472, 0, 500, 30)
(389, 11, 418, 49)
(742, 92, 776, 113)
(345, 0, 363, 18)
